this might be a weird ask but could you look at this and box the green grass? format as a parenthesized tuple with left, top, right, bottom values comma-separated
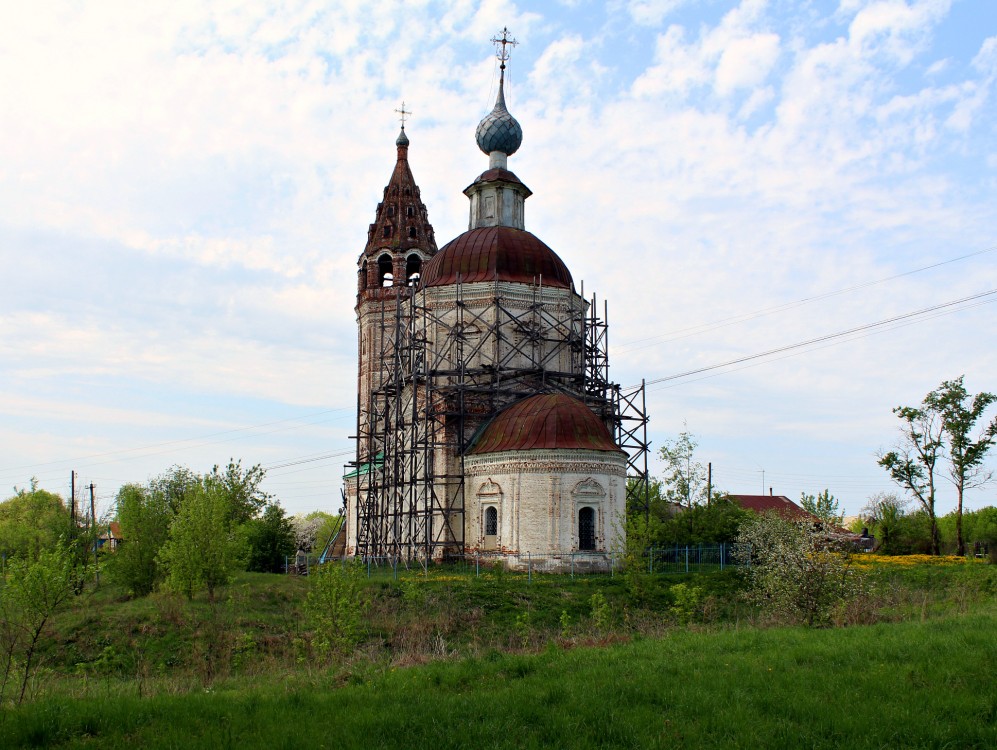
(4, 559, 995, 747)
(2, 603, 996, 749)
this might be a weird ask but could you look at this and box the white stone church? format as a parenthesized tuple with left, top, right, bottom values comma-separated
(343, 32, 648, 569)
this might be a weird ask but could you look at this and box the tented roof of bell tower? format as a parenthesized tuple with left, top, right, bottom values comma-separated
(362, 126, 437, 258)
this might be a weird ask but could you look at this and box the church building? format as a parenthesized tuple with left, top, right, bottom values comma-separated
(344, 31, 648, 569)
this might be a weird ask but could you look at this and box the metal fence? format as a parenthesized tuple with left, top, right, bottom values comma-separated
(291, 544, 741, 581)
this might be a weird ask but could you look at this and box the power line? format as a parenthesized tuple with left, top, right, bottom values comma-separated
(634, 288, 996, 389)
(615, 243, 997, 352)
(0, 408, 352, 476)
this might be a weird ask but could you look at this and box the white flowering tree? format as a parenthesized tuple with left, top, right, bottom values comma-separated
(735, 512, 864, 627)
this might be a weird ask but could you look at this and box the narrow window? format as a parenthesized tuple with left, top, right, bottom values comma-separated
(407, 206, 414, 217)
(408, 226, 417, 238)
(359, 261, 368, 290)
(378, 254, 394, 287)
(387, 206, 394, 217)
(383, 225, 392, 238)
(579, 507, 595, 551)
(485, 506, 497, 536)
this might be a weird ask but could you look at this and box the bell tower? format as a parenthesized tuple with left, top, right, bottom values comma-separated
(355, 109, 438, 465)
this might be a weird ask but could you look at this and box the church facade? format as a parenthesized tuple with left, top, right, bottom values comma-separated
(344, 34, 648, 569)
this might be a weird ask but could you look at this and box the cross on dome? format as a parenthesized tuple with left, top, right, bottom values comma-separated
(491, 27, 517, 71)
(476, 27, 523, 163)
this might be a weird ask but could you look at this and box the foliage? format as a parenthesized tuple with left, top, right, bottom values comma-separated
(614, 510, 660, 603)
(207, 459, 271, 525)
(655, 494, 751, 545)
(107, 483, 173, 596)
(588, 591, 610, 632)
(878, 401, 944, 555)
(0, 538, 77, 704)
(291, 511, 342, 554)
(735, 513, 865, 626)
(157, 482, 241, 602)
(0, 481, 71, 562)
(668, 582, 704, 624)
(860, 492, 910, 554)
(657, 430, 710, 509)
(149, 465, 201, 516)
(303, 561, 368, 655)
(800, 489, 843, 526)
(924, 376, 997, 556)
(245, 503, 296, 574)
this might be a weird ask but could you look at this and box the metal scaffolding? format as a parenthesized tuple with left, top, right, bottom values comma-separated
(351, 278, 649, 560)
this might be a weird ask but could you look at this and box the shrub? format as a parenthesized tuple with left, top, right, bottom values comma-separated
(735, 513, 865, 627)
(303, 561, 368, 656)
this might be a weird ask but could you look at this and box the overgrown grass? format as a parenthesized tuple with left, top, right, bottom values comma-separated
(4, 557, 995, 747)
(2, 602, 995, 749)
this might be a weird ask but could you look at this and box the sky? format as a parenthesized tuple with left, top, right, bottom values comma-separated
(1, 0, 996, 521)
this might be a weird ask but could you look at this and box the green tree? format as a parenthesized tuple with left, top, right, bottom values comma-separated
(735, 513, 864, 627)
(108, 483, 173, 596)
(149, 465, 201, 516)
(0, 538, 77, 704)
(658, 431, 710, 509)
(800, 489, 844, 527)
(656, 494, 751, 545)
(878, 402, 944, 555)
(208, 459, 271, 525)
(0, 481, 71, 562)
(157, 482, 240, 602)
(924, 377, 997, 556)
(861, 492, 910, 554)
(246, 503, 296, 574)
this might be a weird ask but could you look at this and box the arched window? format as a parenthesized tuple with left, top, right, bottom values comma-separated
(408, 226, 417, 238)
(579, 507, 596, 551)
(359, 261, 367, 291)
(387, 206, 394, 217)
(383, 225, 392, 238)
(378, 254, 393, 287)
(485, 506, 497, 536)
(406, 254, 422, 285)
(406, 206, 414, 217)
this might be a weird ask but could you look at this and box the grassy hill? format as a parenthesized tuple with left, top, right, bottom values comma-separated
(2, 558, 995, 748)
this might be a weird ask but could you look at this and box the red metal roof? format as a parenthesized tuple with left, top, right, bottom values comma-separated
(468, 393, 621, 454)
(730, 495, 820, 522)
(421, 226, 573, 289)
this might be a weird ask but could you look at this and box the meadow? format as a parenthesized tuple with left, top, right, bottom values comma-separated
(1, 557, 995, 749)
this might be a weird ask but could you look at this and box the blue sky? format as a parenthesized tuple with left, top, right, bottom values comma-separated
(1, 0, 995, 519)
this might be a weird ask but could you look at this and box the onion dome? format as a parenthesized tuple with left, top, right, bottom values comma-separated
(475, 76, 522, 156)
(395, 126, 409, 147)
(420, 226, 572, 288)
(468, 394, 622, 454)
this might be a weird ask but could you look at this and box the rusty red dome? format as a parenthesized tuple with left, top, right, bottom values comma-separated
(420, 226, 573, 289)
(468, 394, 621, 454)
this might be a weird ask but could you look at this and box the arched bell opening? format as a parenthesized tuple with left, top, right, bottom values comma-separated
(378, 253, 394, 287)
(406, 253, 422, 285)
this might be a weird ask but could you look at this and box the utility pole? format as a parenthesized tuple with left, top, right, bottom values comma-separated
(70, 470, 76, 528)
(707, 462, 712, 506)
(90, 483, 99, 585)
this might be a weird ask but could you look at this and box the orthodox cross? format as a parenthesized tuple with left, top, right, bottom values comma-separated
(491, 27, 517, 71)
(395, 101, 411, 127)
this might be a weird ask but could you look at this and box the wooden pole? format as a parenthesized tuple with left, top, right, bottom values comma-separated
(90, 483, 99, 585)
